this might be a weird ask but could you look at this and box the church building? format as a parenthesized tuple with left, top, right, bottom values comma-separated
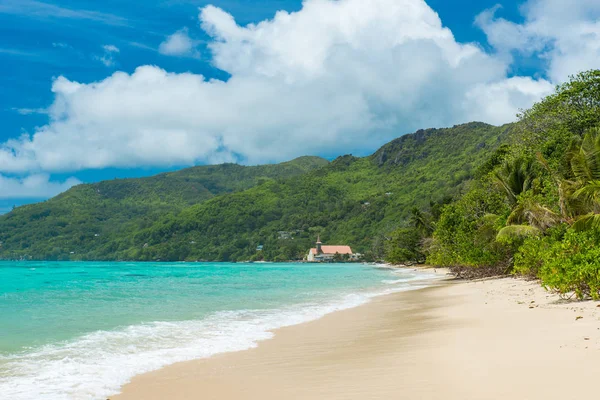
(306, 236, 356, 262)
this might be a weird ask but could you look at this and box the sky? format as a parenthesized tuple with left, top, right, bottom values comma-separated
(1, 0, 599, 212)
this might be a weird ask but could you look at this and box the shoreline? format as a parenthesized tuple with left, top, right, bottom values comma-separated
(1, 263, 444, 399)
(113, 275, 600, 400)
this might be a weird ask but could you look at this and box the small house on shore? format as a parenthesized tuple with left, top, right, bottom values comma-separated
(306, 236, 358, 262)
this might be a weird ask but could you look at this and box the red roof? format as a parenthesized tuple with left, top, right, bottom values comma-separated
(310, 245, 353, 255)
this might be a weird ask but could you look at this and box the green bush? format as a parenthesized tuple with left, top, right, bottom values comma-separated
(513, 236, 555, 278)
(513, 225, 566, 277)
(428, 184, 509, 267)
(516, 229, 600, 299)
(538, 229, 600, 300)
(385, 227, 423, 264)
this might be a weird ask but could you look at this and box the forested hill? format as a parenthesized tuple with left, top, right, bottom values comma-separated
(0, 156, 328, 259)
(132, 122, 512, 262)
(0, 121, 513, 261)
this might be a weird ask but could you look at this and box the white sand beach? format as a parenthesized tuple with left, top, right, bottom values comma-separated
(112, 274, 600, 400)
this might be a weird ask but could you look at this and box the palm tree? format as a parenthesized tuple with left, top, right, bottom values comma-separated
(496, 198, 560, 243)
(494, 157, 536, 206)
(566, 128, 600, 231)
(536, 153, 571, 222)
(506, 198, 560, 232)
(495, 156, 559, 241)
(409, 207, 432, 235)
(568, 130, 600, 182)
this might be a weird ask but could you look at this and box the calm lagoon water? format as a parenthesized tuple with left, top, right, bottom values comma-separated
(0, 261, 438, 399)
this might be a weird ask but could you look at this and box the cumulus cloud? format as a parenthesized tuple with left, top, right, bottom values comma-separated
(476, 0, 600, 82)
(94, 44, 120, 67)
(159, 28, 200, 58)
(0, 0, 564, 174)
(465, 76, 553, 123)
(0, 174, 81, 199)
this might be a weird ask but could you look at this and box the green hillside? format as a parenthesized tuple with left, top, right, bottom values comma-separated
(0, 156, 328, 259)
(65, 121, 511, 262)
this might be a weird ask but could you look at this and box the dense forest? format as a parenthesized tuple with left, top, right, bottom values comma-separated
(0, 122, 511, 261)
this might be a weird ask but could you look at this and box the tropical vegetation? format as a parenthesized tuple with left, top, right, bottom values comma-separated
(416, 70, 600, 299)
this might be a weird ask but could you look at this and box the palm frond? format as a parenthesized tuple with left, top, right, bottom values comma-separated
(537, 152, 571, 221)
(507, 199, 560, 231)
(572, 181, 600, 202)
(570, 129, 600, 181)
(494, 157, 536, 205)
(496, 225, 540, 243)
(572, 213, 600, 232)
(507, 204, 525, 226)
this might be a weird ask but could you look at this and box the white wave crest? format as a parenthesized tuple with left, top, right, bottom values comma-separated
(0, 270, 440, 400)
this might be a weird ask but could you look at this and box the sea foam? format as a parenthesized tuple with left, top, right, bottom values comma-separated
(0, 268, 440, 400)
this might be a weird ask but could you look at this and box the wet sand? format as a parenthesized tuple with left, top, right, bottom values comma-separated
(113, 276, 600, 400)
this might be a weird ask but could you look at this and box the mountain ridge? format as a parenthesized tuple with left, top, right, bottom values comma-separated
(0, 122, 513, 261)
(0, 121, 514, 261)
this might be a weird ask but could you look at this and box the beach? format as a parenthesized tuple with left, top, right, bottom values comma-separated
(114, 274, 600, 400)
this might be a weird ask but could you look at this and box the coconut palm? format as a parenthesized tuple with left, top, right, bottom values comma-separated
(506, 198, 560, 232)
(494, 157, 560, 242)
(496, 198, 559, 243)
(566, 128, 600, 231)
(409, 207, 432, 235)
(536, 153, 571, 222)
(568, 130, 600, 182)
(571, 181, 600, 230)
(494, 157, 536, 206)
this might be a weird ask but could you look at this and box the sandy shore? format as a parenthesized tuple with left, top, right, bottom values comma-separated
(113, 276, 600, 400)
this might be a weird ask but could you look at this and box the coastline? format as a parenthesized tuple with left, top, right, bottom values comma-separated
(2, 262, 443, 399)
(113, 274, 600, 400)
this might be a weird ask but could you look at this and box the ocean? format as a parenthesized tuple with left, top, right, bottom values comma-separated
(0, 261, 439, 399)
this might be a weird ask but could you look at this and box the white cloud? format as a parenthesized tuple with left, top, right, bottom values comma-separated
(0, 174, 81, 199)
(103, 44, 119, 53)
(465, 76, 553, 122)
(0, 0, 563, 175)
(94, 44, 120, 67)
(159, 28, 200, 58)
(476, 0, 600, 82)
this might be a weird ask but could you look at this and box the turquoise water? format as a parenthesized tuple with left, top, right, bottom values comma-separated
(0, 261, 438, 399)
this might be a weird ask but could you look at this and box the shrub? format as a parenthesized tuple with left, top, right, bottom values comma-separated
(428, 184, 509, 267)
(513, 225, 566, 277)
(385, 227, 423, 264)
(513, 236, 555, 278)
(523, 229, 600, 300)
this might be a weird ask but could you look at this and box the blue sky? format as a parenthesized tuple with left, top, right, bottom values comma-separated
(2, 0, 520, 144)
(0, 0, 599, 212)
